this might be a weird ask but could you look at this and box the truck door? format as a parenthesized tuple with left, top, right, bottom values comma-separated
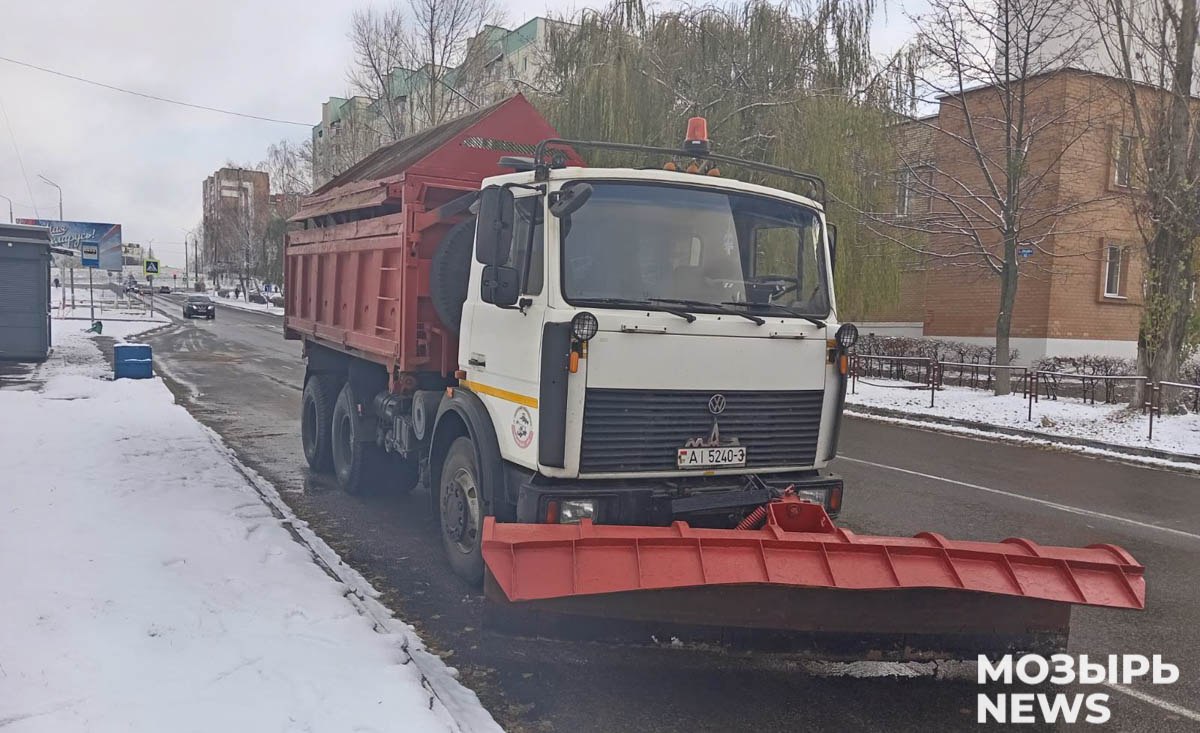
(460, 192, 547, 469)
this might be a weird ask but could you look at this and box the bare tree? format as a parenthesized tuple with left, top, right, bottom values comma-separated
(348, 5, 410, 142)
(262, 138, 313, 196)
(348, 0, 503, 141)
(867, 0, 1106, 395)
(1089, 0, 1200, 397)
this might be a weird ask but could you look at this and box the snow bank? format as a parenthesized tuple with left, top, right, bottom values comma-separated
(846, 379, 1200, 459)
(206, 290, 284, 317)
(0, 328, 499, 733)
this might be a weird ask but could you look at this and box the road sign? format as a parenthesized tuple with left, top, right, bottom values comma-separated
(1018, 246, 1035, 259)
(81, 243, 100, 268)
(144, 258, 160, 276)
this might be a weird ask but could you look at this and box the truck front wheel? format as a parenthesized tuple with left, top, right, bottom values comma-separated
(301, 374, 338, 472)
(331, 382, 387, 495)
(438, 437, 484, 584)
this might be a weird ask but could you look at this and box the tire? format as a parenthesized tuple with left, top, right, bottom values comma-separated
(429, 217, 476, 333)
(438, 436, 485, 584)
(301, 374, 338, 472)
(208, 315, 215, 320)
(331, 381, 387, 495)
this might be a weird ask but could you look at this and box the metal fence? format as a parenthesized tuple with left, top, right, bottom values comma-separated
(850, 353, 1199, 440)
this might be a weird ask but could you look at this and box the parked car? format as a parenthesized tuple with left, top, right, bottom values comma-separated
(248, 291, 268, 304)
(158, 285, 171, 294)
(182, 295, 215, 320)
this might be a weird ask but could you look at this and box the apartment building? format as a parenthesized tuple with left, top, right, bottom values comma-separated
(311, 17, 561, 188)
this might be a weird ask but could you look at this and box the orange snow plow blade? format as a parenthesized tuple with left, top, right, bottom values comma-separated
(481, 498, 1145, 658)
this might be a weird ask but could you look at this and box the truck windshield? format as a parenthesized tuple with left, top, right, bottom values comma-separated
(559, 181, 829, 317)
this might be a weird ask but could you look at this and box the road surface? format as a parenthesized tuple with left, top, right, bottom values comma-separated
(143, 295, 1200, 731)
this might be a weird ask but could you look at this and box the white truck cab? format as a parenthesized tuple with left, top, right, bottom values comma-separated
(452, 163, 853, 530)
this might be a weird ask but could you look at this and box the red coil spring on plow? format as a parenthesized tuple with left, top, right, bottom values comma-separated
(735, 486, 794, 530)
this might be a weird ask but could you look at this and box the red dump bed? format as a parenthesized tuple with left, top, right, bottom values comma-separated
(284, 94, 567, 376)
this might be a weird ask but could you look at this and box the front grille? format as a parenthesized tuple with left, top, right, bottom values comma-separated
(579, 388, 824, 473)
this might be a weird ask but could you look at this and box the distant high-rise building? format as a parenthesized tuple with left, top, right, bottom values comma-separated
(201, 167, 269, 278)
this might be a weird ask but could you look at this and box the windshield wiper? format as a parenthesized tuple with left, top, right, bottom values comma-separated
(721, 301, 826, 329)
(572, 297, 696, 323)
(649, 298, 765, 326)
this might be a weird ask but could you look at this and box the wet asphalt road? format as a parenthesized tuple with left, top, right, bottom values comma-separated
(142, 295, 1200, 732)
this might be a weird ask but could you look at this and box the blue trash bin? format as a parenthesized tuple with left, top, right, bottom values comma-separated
(113, 343, 153, 379)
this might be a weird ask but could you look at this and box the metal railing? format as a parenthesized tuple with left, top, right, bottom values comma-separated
(937, 362, 1029, 397)
(852, 353, 1198, 441)
(851, 355, 1029, 407)
(850, 354, 938, 407)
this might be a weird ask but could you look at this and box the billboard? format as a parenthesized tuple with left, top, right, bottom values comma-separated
(16, 219, 123, 270)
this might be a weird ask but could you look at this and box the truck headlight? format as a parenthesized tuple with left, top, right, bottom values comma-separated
(559, 499, 596, 524)
(572, 311, 598, 342)
(835, 323, 858, 351)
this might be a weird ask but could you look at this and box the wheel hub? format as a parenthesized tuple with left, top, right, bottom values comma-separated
(441, 468, 479, 552)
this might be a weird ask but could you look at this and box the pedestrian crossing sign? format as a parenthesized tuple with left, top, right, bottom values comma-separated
(144, 258, 160, 276)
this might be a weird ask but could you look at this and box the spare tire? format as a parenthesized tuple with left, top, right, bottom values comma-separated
(430, 217, 476, 333)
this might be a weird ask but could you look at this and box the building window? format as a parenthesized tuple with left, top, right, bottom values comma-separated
(895, 169, 914, 217)
(1103, 244, 1127, 298)
(1114, 134, 1134, 187)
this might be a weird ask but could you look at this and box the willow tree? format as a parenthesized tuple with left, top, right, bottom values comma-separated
(531, 0, 910, 319)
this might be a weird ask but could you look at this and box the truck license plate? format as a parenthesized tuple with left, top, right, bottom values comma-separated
(677, 446, 747, 468)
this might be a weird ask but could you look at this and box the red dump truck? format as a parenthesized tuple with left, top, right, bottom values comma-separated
(284, 95, 1144, 656)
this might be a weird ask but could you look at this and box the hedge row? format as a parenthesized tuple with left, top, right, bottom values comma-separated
(855, 335, 1018, 365)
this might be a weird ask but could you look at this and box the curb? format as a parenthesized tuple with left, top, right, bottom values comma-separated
(845, 404, 1200, 471)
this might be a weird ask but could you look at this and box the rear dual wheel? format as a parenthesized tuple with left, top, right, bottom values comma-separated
(327, 381, 421, 495)
(301, 374, 339, 472)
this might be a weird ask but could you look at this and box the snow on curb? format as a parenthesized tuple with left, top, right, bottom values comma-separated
(845, 378, 1200, 471)
(207, 292, 284, 317)
(200, 425, 502, 733)
(0, 327, 501, 733)
(846, 409, 1200, 474)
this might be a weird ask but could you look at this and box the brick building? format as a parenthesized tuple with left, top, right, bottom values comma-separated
(868, 69, 1148, 362)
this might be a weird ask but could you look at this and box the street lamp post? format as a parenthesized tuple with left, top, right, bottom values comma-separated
(37, 175, 63, 220)
(38, 175, 70, 306)
(0, 193, 12, 223)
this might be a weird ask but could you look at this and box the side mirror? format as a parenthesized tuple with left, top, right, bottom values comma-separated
(476, 185, 514, 266)
(827, 223, 838, 273)
(549, 182, 593, 218)
(481, 265, 520, 306)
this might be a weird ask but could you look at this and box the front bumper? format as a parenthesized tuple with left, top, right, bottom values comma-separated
(514, 471, 843, 525)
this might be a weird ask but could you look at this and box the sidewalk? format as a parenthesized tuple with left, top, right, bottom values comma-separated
(846, 379, 1200, 470)
(0, 320, 500, 733)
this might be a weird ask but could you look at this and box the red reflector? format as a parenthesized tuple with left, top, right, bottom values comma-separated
(545, 500, 559, 524)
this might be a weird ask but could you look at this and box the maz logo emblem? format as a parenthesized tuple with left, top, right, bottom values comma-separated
(707, 394, 726, 415)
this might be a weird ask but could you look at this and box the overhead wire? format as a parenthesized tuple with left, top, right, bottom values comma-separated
(0, 54, 311, 127)
(0, 90, 39, 218)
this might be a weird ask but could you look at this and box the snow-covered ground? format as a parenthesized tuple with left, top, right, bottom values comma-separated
(206, 290, 284, 317)
(846, 379, 1200, 459)
(49, 286, 164, 322)
(0, 323, 499, 732)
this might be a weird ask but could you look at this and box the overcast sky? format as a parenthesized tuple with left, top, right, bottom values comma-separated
(0, 0, 918, 268)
